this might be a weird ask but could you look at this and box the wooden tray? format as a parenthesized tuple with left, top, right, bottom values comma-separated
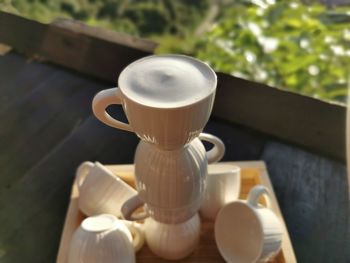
(57, 161, 297, 263)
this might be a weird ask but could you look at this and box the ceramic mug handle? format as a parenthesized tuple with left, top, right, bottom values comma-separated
(121, 194, 149, 221)
(122, 221, 145, 252)
(76, 161, 94, 189)
(247, 185, 272, 209)
(92, 87, 133, 132)
(198, 133, 225, 164)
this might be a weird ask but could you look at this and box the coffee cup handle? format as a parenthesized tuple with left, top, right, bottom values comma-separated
(198, 133, 225, 164)
(121, 194, 149, 221)
(247, 185, 272, 209)
(122, 221, 145, 252)
(92, 87, 133, 132)
(76, 161, 94, 189)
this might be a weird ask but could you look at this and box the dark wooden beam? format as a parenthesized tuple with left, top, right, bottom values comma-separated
(0, 11, 157, 82)
(213, 73, 346, 162)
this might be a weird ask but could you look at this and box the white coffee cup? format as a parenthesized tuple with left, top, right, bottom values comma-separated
(128, 133, 225, 223)
(144, 213, 201, 260)
(68, 214, 144, 263)
(92, 54, 217, 150)
(215, 185, 283, 263)
(200, 164, 241, 220)
(77, 161, 137, 217)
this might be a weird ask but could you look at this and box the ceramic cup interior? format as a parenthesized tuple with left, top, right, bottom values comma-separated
(215, 202, 263, 263)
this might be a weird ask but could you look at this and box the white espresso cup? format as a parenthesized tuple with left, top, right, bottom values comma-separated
(200, 164, 241, 220)
(92, 54, 217, 150)
(77, 161, 137, 217)
(68, 214, 144, 263)
(144, 213, 201, 260)
(215, 185, 283, 263)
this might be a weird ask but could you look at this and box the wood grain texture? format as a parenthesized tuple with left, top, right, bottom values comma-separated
(0, 53, 103, 190)
(262, 142, 349, 263)
(213, 73, 346, 162)
(57, 162, 296, 263)
(0, 12, 156, 82)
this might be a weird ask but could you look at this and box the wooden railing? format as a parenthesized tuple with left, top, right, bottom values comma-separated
(0, 11, 346, 162)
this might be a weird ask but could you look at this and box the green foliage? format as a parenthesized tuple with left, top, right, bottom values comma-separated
(192, 1, 350, 103)
(0, 0, 349, 102)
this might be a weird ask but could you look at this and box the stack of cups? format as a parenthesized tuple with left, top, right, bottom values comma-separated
(92, 55, 224, 260)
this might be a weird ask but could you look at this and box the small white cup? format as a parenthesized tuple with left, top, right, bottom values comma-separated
(200, 164, 241, 220)
(215, 185, 283, 263)
(68, 214, 144, 263)
(77, 161, 137, 217)
(144, 214, 201, 260)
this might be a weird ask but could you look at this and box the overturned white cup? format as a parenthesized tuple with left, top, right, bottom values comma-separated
(68, 214, 144, 263)
(77, 161, 137, 217)
(215, 185, 283, 263)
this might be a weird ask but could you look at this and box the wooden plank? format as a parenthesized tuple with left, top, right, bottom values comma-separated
(51, 18, 156, 52)
(0, 57, 105, 190)
(0, 115, 139, 263)
(0, 53, 58, 113)
(0, 12, 156, 82)
(213, 73, 346, 162)
(262, 141, 349, 263)
(57, 161, 296, 263)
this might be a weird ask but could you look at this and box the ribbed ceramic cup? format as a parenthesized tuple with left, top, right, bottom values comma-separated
(92, 54, 217, 150)
(144, 213, 201, 260)
(68, 214, 144, 263)
(200, 164, 241, 220)
(122, 133, 225, 223)
(77, 161, 137, 217)
(215, 185, 283, 263)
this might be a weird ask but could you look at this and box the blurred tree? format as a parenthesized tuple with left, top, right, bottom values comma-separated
(1, 0, 349, 102)
(191, 0, 350, 103)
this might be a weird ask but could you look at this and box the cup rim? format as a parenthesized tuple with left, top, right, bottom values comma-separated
(118, 54, 217, 109)
(208, 164, 241, 175)
(82, 214, 118, 233)
(94, 162, 135, 190)
(214, 201, 264, 263)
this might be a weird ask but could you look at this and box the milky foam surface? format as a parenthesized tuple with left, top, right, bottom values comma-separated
(118, 55, 216, 108)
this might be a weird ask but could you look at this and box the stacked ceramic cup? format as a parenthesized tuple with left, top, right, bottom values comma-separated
(92, 55, 224, 260)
